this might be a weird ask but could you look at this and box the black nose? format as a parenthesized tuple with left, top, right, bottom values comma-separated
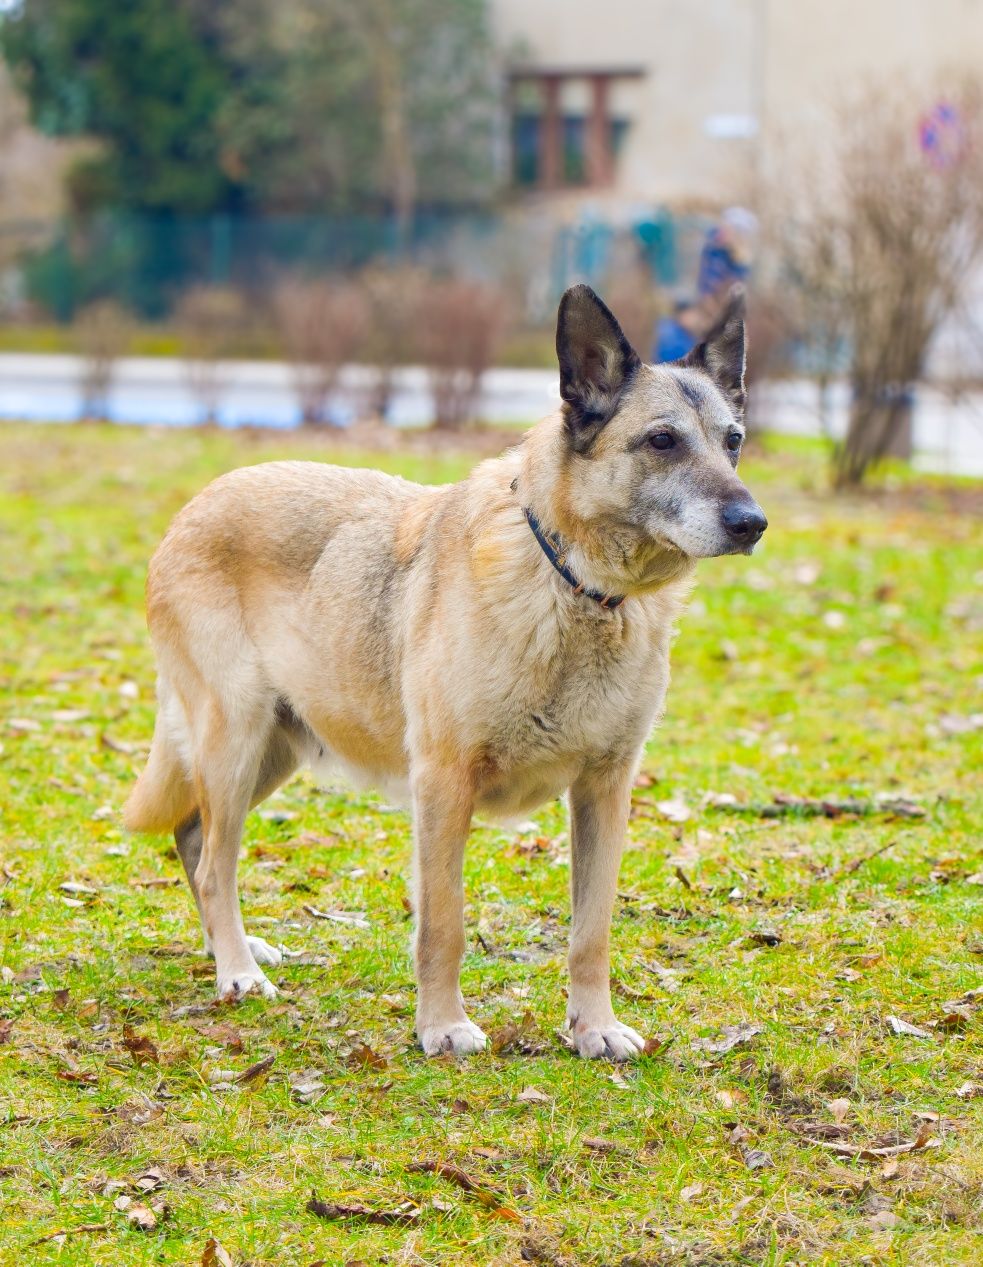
(721, 499, 768, 544)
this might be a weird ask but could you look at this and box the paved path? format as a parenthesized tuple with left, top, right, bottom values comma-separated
(1, 353, 981, 475)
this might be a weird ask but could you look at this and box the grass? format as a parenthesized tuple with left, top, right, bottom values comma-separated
(0, 421, 981, 1266)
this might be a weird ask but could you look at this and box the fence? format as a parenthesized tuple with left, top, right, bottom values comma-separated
(0, 208, 706, 323)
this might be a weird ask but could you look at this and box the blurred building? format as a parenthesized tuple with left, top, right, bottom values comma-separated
(493, 0, 983, 207)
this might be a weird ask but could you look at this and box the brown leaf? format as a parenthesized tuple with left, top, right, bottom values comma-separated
(829, 1097, 851, 1124)
(236, 1054, 275, 1085)
(955, 1081, 981, 1099)
(680, 1182, 704, 1202)
(57, 1069, 97, 1084)
(489, 1010, 544, 1055)
(51, 988, 71, 1010)
(0, 1019, 12, 1044)
(748, 929, 782, 947)
(122, 1026, 159, 1065)
(306, 1193, 418, 1226)
(645, 1034, 674, 1059)
(517, 1085, 550, 1104)
(408, 1160, 517, 1217)
(344, 1042, 388, 1071)
(742, 1148, 773, 1170)
(193, 1022, 244, 1052)
(934, 1008, 972, 1032)
(202, 1238, 234, 1267)
(583, 1136, 618, 1153)
(124, 1202, 158, 1231)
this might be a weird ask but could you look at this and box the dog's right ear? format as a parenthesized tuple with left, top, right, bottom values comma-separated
(556, 284, 641, 454)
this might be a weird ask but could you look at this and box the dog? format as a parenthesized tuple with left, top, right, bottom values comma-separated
(124, 283, 766, 1060)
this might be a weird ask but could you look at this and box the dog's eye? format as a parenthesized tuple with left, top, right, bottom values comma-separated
(726, 432, 743, 453)
(649, 432, 675, 451)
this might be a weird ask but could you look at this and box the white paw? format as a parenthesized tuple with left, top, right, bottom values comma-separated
(215, 969, 279, 1002)
(245, 936, 283, 967)
(568, 1014, 647, 1061)
(206, 936, 284, 968)
(418, 1018, 488, 1057)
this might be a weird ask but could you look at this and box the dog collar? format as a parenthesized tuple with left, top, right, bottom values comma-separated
(523, 507, 625, 609)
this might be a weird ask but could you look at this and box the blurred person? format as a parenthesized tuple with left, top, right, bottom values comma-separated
(653, 206, 758, 361)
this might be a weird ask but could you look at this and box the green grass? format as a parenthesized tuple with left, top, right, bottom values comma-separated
(1, 421, 981, 1266)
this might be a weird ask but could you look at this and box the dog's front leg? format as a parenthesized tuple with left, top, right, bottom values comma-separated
(567, 765, 647, 1061)
(411, 765, 487, 1057)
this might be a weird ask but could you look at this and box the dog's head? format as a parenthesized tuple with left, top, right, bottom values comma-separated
(554, 284, 767, 560)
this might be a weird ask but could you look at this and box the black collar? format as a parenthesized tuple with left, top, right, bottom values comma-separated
(523, 507, 625, 609)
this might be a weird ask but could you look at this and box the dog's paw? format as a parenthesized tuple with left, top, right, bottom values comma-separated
(568, 1016, 647, 1061)
(245, 936, 283, 967)
(215, 970, 278, 1002)
(418, 1018, 488, 1057)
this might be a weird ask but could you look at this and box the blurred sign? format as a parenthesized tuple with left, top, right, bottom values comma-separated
(919, 101, 966, 169)
(704, 113, 759, 139)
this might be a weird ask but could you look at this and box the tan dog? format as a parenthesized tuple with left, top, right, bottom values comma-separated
(125, 284, 765, 1060)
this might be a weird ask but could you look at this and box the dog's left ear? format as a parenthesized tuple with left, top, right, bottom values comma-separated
(682, 287, 747, 412)
(557, 284, 641, 453)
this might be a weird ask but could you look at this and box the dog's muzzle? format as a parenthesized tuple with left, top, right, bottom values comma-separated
(720, 498, 768, 549)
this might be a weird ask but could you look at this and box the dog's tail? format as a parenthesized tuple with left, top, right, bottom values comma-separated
(123, 689, 195, 834)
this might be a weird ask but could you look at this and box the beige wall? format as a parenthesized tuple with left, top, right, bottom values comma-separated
(493, 0, 983, 206)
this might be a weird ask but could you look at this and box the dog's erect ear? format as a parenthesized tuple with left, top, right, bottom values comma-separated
(556, 284, 641, 453)
(682, 287, 747, 412)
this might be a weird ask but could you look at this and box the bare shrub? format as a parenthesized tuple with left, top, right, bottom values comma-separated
(273, 279, 370, 425)
(72, 299, 132, 420)
(772, 77, 983, 485)
(175, 286, 249, 424)
(357, 264, 428, 420)
(415, 278, 507, 429)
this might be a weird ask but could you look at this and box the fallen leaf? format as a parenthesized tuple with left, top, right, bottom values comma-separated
(656, 798, 691, 823)
(517, 1086, 550, 1104)
(742, 1148, 773, 1170)
(489, 1010, 544, 1055)
(201, 1239, 234, 1267)
(306, 1193, 418, 1226)
(57, 1069, 97, 1084)
(886, 1016, 933, 1040)
(122, 1026, 159, 1065)
(344, 1042, 388, 1071)
(956, 1081, 981, 1099)
(408, 1160, 518, 1219)
(829, 1098, 851, 1124)
(680, 1182, 704, 1202)
(124, 1202, 157, 1231)
(748, 928, 782, 947)
(133, 1166, 165, 1192)
(583, 1136, 618, 1153)
(236, 1054, 275, 1085)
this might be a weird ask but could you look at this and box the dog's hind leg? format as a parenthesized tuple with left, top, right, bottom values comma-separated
(184, 689, 287, 1001)
(175, 739, 296, 973)
(411, 764, 486, 1056)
